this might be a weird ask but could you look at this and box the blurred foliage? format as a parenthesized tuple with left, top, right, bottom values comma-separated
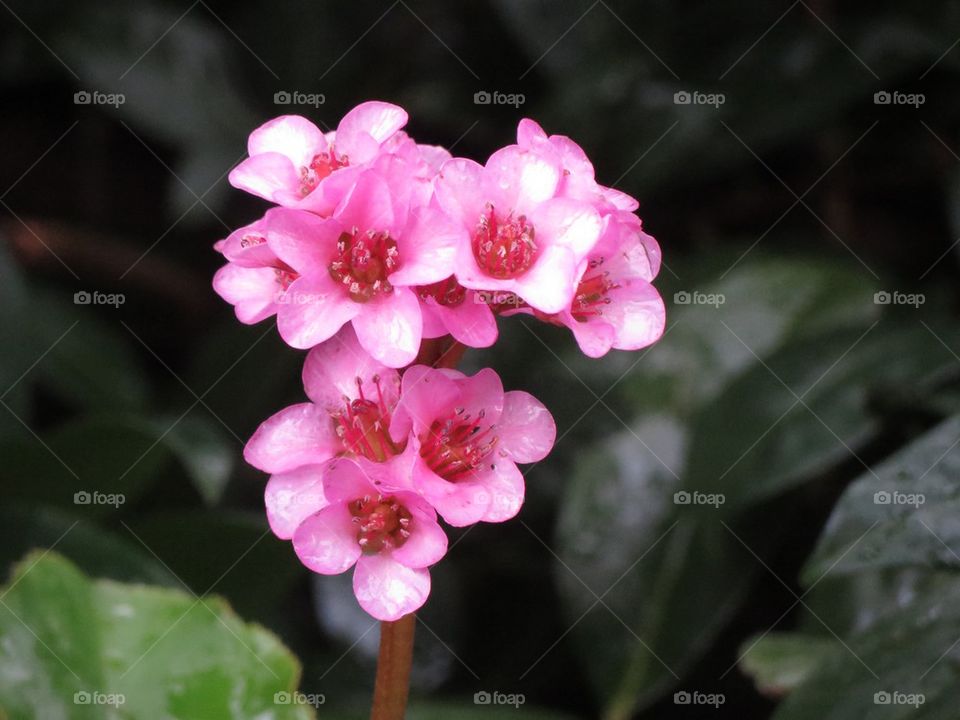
(2, 0, 960, 718)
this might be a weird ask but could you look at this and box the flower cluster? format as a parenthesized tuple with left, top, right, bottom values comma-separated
(214, 101, 664, 620)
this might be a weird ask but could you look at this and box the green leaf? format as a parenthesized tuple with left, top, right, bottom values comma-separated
(0, 414, 172, 516)
(408, 701, 575, 719)
(555, 415, 757, 719)
(739, 633, 837, 698)
(629, 256, 878, 417)
(804, 415, 960, 580)
(769, 588, 960, 720)
(0, 505, 177, 586)
(0, 551, 312, 720)
(684, 323, 960, 513)
(124, 511, 304, 620)
(29, 288, 149, 411)
(160, 413, 236, 506)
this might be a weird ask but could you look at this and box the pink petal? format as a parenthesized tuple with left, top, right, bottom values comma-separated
(302, 325, 399, 411)
(390, 365, 460, 443)
(264, 207, 341, 273)
(389, 495, 447, 568)
(333, 170, 397, 236)
(292, 502, 362, 574)
(244, 403, 339, 473)
(276, 273, 359, 349)
(568, 316, 618, 358)
(414, 456, 491, 527)
(434, 158, 487, 228)
(265, 465, 329, 540)
(212, 264, 279, 324)
(478, 459, 525, 523)
(482, 145, 560, 213)
(608, 280, 666, 351)
(428, 297, 498, 348)
(513, 245, 579, 314)
(247, 115, 327, 167)
(351, 288, 422, 368)
(388, 207, 464, 287)
(335, 101, 408, 163)
(228, 152, 300, 204)
(455, 368, 504, 425)
(516, 118, 548, 146)
(497, 391, 556, 463)
(322, 458, 380, 503)
(217, 220, 276, 268)
(352, 555, 430, 621)
(528, 197, 602, 259)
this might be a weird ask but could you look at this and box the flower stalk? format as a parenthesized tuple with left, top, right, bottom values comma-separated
(370, 613, 416, 720)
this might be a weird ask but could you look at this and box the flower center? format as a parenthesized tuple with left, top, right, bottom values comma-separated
(571, 257, 619, 322)
(329, 229, 400, 303)
(299, 149, 348, 196)
(418, 276, 466, 307)
(472, 204, 537, 279)
(335, 377, 402, 462)
(420, 408, 498, 481)
(350, 495, 412, 554)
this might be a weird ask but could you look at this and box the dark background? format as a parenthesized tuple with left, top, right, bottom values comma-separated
(2, 1, 960, 718)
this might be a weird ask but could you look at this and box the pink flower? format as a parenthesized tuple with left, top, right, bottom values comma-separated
(516, 118, 639, 213)
(388, 366, 556, 526)
(244, 326, 403, 478)
(212, 218, 297, 324)
(292, 457, 447, 620)
(228, 101, 408, 215)
(511, 212, 666, 357)
(264, 164, 465, 366)
(435, 144, 603, 314)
